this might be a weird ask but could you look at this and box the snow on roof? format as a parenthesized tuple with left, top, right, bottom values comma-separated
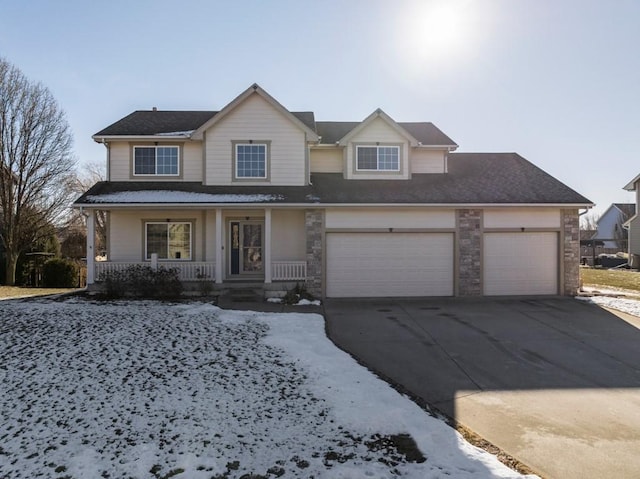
(85, 190, 284, 203)
(153, 130, 195, 136)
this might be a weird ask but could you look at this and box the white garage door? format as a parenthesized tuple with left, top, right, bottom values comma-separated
(484, 232, 558, 295)
(326, 232, 454, 298)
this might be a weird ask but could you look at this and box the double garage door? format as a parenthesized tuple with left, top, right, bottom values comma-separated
(326, 232, 454, 298)
(326, 231, 558, 297)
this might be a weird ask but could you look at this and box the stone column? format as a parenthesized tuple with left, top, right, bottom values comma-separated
(305, 209, 324, 298)
(457, 209, 482, 296)
(562, 209, 580, 295)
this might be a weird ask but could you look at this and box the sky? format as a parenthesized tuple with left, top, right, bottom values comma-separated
(1, 0, 638, 216)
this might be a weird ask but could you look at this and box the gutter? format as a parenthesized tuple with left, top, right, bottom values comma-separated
(72, 202, 595, 210)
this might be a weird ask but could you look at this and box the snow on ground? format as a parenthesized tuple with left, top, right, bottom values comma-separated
(577, 293, 640, 317)
(0, 297, 534, 479)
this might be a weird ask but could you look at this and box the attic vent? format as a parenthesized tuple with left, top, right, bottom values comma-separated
(152, 107, 158, 112)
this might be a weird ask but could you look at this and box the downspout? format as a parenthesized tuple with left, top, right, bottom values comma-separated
(101, 139, 111, 181)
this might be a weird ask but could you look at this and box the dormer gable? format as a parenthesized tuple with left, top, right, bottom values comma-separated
(191, 83, 318, 142)
(337, 108, 419, 147)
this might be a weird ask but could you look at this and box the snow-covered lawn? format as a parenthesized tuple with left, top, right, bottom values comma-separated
(0, 297, 534, 479)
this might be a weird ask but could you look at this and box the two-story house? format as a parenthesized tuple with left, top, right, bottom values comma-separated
(74, 84, 592, 297)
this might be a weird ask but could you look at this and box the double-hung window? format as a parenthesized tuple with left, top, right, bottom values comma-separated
(134, 146, 179, 176)
(234, 143, 268, 179)
(145, 222, 191, 260)
(356, 145, 400, 171)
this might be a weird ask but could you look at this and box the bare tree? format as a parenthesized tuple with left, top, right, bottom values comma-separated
(0, 58, 76, 285)
(65, 161, 107, 255)
(580, 211, 599, 232)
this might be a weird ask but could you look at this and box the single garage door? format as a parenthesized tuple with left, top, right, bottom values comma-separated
(326, 232, 454, 298)
(484, 232, 558, 295)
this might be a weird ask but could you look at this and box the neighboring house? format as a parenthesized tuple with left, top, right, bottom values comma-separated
(74, 84, 592, 298)
(591, 203, 635, 252)
(623, 176, 640, 264)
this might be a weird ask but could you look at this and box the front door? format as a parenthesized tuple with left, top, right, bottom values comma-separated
(229, 221, 264, 277)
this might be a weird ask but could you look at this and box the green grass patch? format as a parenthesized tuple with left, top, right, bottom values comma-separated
(581, 267, 640, 292)
(0, 286, 79, 300)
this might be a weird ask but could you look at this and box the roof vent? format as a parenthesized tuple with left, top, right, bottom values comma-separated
(152, 107, 158, 112)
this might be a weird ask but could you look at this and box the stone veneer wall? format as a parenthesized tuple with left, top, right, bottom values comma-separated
(562, 208, 580, 295)
(457, 209, 482, 296)
(305, 209, 324, 297)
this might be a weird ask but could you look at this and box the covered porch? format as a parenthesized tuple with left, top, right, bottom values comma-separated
(83, 206, 313, 289)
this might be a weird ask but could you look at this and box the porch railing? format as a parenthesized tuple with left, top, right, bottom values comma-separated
(94, 260, 306, 282)
(272, 261, 307, 281)
(95, 261, 215, 282)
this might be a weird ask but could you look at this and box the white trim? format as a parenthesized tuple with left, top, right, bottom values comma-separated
(355, 145, 401, 172)
(145, 221, 192, 260)
(133, 145, 180, 177)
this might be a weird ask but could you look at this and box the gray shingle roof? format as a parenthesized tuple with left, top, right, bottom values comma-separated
(74, 153, 591, 206)
(95, 111, 317, 137)
(613, 203, 636, 218)
(314, 121, 457, 146)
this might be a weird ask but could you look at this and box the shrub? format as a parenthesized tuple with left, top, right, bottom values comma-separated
(42, 258, 79, 288)
(98, 265, 183, 299)
(282, 283, 315, 305)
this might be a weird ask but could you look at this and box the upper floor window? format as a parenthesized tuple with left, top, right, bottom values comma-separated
(234, 142, 269, 180)
(356, 146, 400, 171)
(134, 146, 179, 176)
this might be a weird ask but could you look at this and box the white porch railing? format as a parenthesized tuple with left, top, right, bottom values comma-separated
(272, 261, 307, 281)
(94, 260, 305, 282)
(95, 262, 215, 282)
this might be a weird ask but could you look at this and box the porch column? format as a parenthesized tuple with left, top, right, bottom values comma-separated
(264, 208, 272, 283)
(86, 210, 95, 285)
(215, 208, 223, 283)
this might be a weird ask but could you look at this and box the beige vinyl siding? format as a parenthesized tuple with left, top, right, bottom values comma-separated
(410, 149, 446, 174)
(108, 210, 204, 261)
(346, 117, 409, 180)
(484, 208, 561, 229)
(325, 208, 455, 229)
(205, 94, 307, 186)
(628, 216, 640, 255)
(107, 141, 203, 181)
(271, 210, 305, 261)
(310, 148, 343, 173)
(108, 142, 130, 181)
(182, 142, 203, 181)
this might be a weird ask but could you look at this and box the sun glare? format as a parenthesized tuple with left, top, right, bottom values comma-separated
(394, 0, 480, 75)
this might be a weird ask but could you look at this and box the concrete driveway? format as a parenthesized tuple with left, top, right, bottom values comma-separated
(323, 297, 640, 479)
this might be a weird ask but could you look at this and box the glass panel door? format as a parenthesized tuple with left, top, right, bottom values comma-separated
(241, 223, 263, 273)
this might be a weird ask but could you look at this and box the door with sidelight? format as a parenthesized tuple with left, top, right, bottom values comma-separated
(229, 221, 264, 277)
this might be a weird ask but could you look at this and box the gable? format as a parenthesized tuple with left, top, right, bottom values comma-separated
(203, 93, 309, 186)
(191, 85, 318, 141)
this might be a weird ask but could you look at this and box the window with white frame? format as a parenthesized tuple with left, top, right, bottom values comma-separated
(145, 222, 191, 260)
(134, 146, 179, 175)
(356, 145, 400, 171)
(235, 143, 267, 179)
